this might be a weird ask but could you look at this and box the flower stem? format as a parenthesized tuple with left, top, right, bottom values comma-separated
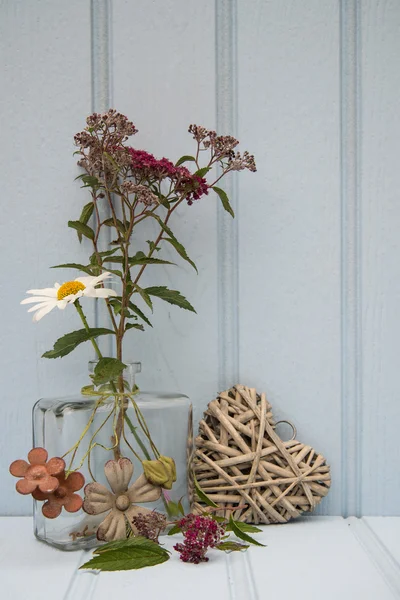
(74, 300, 102, 359)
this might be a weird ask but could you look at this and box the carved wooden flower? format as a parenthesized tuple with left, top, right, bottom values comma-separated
(33, 471, 85, 519)
(83, 457, 162, 542)
(9, 448, 65, 495)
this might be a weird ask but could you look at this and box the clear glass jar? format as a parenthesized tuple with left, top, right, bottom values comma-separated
(32, 362, 192, 550)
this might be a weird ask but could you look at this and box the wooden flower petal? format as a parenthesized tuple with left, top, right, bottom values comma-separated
(46, 457, 65, 476)
(65, 471, 85, 491)
(42, 501, 62, 519)
(16, 479, 37, 495)
(9, 460, 29, 477)
(64, 493, 83, 513)
(104, 458, 133, 494)
(32, 489, 50, 501)
(96, 509, 126, 542)
(128, 473, 162, 504)
(83, 482, 114, 515)
(28, 448, 48, 465)
(38, 475, 59, 494)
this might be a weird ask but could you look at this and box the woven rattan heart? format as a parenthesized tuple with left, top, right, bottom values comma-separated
(193, 385, 331, 524)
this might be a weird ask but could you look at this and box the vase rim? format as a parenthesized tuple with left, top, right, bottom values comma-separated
(88, 360, 142, 374)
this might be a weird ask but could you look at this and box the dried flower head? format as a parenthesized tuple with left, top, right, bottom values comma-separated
(173, 513, 224, 564)
(228, 150, 257, 172)
(131, 511, 167, 543)
(121, 182, 159, 206)
(175, 168, 209, 205)
(74, 109, 137, 177)
(188, 124, 210, 143)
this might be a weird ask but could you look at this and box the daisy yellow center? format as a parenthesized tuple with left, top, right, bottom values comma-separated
(57, 281, 86, 301)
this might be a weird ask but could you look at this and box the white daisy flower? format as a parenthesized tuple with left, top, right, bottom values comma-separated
(21, 272, 117, 322)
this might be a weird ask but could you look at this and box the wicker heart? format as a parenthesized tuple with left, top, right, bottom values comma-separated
(193, 385, 331, 524)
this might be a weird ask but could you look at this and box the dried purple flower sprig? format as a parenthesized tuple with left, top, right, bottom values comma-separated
(30, 110, 255, 509)
(71, 111, 256, 461)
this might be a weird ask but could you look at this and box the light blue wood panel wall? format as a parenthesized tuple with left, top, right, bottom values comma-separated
(0, 0, 93, 514)
(1, 0, 399, 517)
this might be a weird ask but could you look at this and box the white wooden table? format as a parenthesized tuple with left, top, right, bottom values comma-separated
(1, 517, 400, 599)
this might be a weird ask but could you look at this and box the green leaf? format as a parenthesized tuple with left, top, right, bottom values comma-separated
(90, 357, 126, 386)
(102, 255, 124, 263)
(128, 302, 153, 327)
(226, 522, 263, 534)
(133, 284, 153, 311)
(145, 286, 196, 313)
(94, 248, 121, 259)
(129, 256, 175, 267)
(80, 175, 101, 190)
(103, 255, 174, 267)
(165, 499, 185, 519)
(105, 268, 123, 278)
(68, 220, 95, 241)
(51, 263, 94, 276)
(42, 328, 114, 359)
(125, 323, 144, 332)
(146, 240, 161, 253)
(103, 217, 126, 234)
(216, 541, 250, 553)
(80, 536, 170, 571)
(145, 212, 197, 272)
(81, 385, 97, 396)
(167, 524, 182, 536)
(210, 515, 227, 524)
(175, 155, 196, 167)
(163, 238, 197, 272)
(228, 515, 265, 547)
(194, 166, 211, 178)
(213, 186, 235, 218)
(193, 474, 218, 508)
(77, 202, 95, 242)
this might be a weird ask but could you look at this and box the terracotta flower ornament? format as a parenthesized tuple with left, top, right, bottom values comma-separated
(9, 447, 65, 495)
(9, 447, 85, 518)
(83, 457, 162, 542)
(34, 471, 85, 519)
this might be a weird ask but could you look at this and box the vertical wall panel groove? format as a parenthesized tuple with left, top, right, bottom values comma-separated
(340, 0, 362, 517)
(91, 0, 111, 113)
(90, 0, 112, 350)
(216, 0, 239, 391)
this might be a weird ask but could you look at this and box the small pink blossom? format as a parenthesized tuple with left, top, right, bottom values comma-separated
(173, 513, 224, 564)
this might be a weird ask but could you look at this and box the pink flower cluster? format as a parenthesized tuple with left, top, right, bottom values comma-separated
(128, 148, 208, 205)
(173, 513, 224, 564)
(128, 148, 177, 178)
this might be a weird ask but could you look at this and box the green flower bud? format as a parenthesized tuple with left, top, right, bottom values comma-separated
(159, 456, 176, 490)
(142, 460, 169, 487)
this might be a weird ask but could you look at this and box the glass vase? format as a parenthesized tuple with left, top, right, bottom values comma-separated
(32, 361, 193, 550)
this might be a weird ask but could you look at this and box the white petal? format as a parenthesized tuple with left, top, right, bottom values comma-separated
(63, 291, 84, 303)
(85, 287, 117, 298)
(26, 288, 58, 297)
(56, 300, 68, 310)
(33, 303, 57, 322)
(27, 301, 52, 313)
(76, 272, 112, 286)
(74, 276, 95, 286)
(21, 296, 53, 305)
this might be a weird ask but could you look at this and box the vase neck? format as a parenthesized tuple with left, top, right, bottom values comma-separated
(88, 361, 141, 390)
